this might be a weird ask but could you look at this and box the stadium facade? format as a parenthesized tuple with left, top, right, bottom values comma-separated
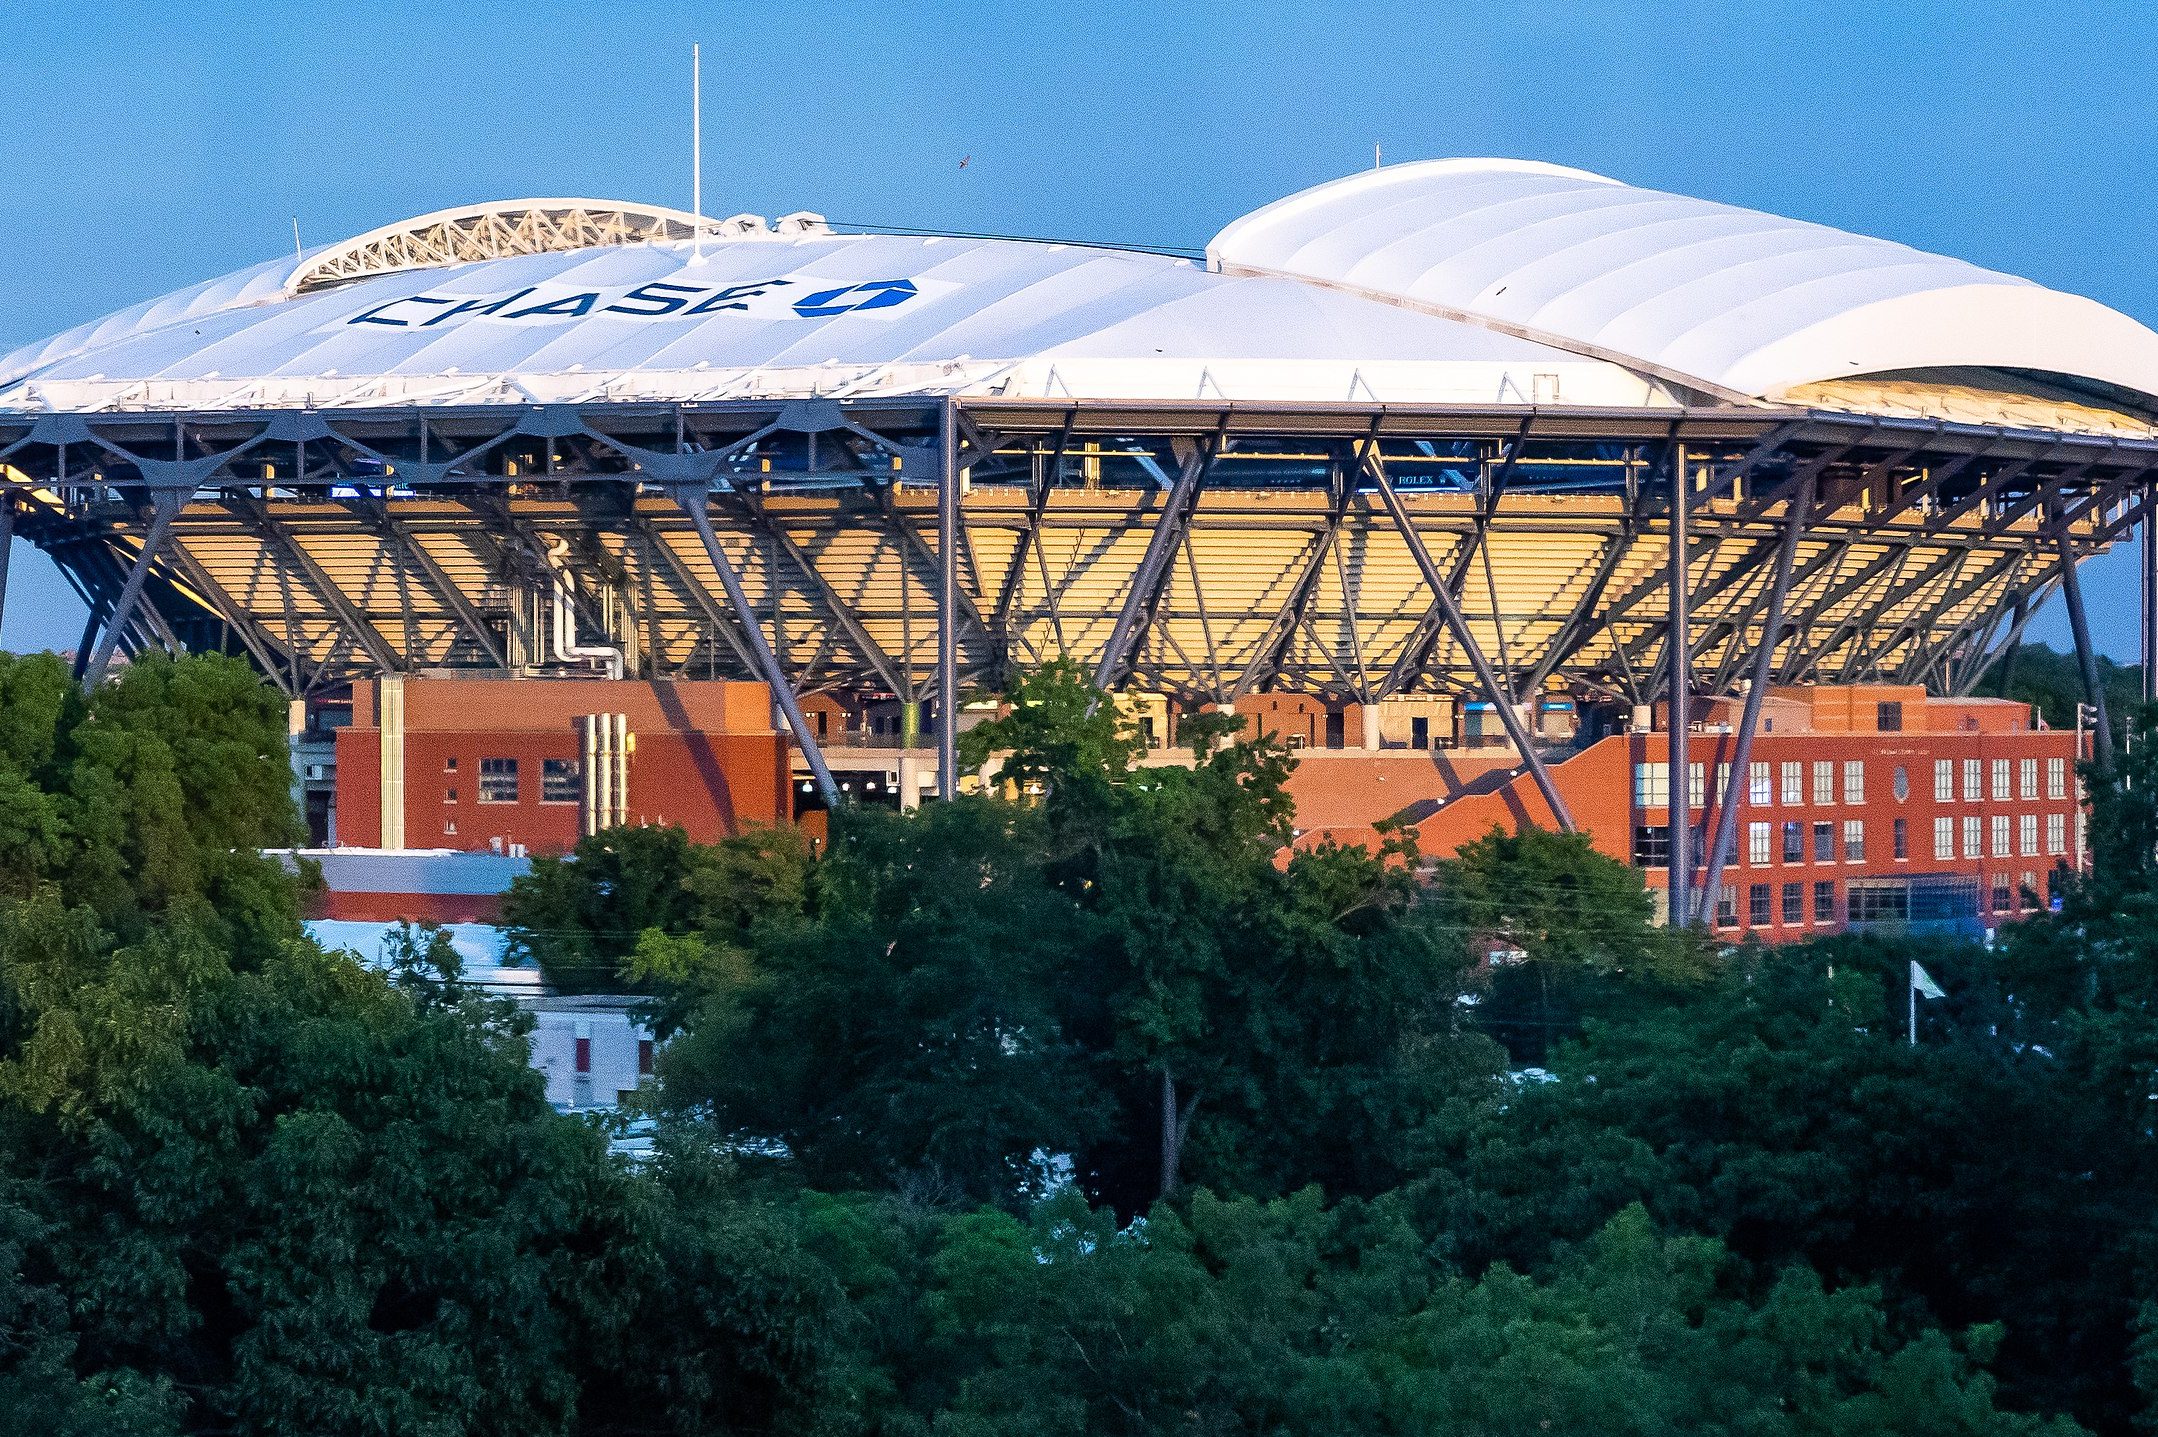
(2, 159, 2153, 931)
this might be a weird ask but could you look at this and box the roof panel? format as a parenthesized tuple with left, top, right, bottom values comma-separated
(0, 220, 1669, 411)
(1209, 157, 2158, 404)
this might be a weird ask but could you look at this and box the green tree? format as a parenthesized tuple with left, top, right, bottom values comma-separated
(1431, 824, 1715, 1064)
(501, 823, 810, 994)
(969, 662, 1498, 1210)
(645, 799, 1106, 1206)
(1412, 934, 2153, 1431)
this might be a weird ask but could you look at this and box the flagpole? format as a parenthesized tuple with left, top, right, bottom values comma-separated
(1908, 967, 1917, 1046)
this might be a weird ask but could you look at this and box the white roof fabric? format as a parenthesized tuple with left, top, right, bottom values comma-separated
(1210, 159, 2158, 405)
(0, 226, 1665, 412)
(6, 161, 2154, 414)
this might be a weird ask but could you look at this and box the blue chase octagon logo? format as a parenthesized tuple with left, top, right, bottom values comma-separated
(792, 278, 919, 318)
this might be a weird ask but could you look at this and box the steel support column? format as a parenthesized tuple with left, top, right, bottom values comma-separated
(1092, 439, 1212, 692)
(1667, 444, 1692, 926)
(0, 492, 12, 638)
(2143, 500, 2158, 705)
(2057, 510, 2114, 771)
(84, 488, 184, 687)
(1368, 459, 1575, 833)
(937, 401, 960, 800)
(670, 484, 840, 809)
(1699, 466, 1816, 920)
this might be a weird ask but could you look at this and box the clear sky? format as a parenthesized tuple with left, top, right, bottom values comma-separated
(4, 0, 2154, 657)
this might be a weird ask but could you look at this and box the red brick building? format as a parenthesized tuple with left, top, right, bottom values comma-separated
(334, 677, 792, 855)
(1288, 685, 2083, 940)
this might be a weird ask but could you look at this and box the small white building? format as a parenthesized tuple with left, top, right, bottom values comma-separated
(522, 994, 655, 1112)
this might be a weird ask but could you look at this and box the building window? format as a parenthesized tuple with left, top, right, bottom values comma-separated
(1963, 758, 1982, 803)
(1688, 761, 1705, 809)
(1748, 821, 1771, 866)
(1877, 701, 1903, 733)
(1991, 876, 2012, 913)
(2047, 813, 2066, 856)
(1633, 762, 1669, 808)
(2047, 757, 2067, 801)
(1632, 825, 1671, 867)
(1934, 759, 1954, 802)
(1844, 819, 1865, 863)
(1892, 817, 1907, 860)
(1850, 878, 1913, 925)
(574, 1035, 592, 1074)
(1716, 763, 1731, 806)
(1813, 761, 1835, 805)
(1781, 762, 1804, 805)
(443, 820, 457, 836)
(1715, 884, 1737, 928)
(1843, 760, 1865, 806)
(1749, 883, 1773, 925)
(1962, 815, 1982, 860)
(478, 757, 520, 804)
(2019, 758, 2038, 801)
(1783, 821, 1804, 864)
(541, 758, 582, 804)
(2019, 813, 2038, 857)
(444, 787, 458, 804)
(637, 1039, 656, 1077)
(444, 756, 459, 773)
(1814, 879, 1837, 923)
(1782, 882, 1804, 925)
(1750, 761, 1772, 805)
(1991, 758, 2010, 802)
(1813, 820, 1835, 863)
(1934, 816, 1954, 859)
(1893, 765, 1909, 802)
(1990, 814, 2011, 857)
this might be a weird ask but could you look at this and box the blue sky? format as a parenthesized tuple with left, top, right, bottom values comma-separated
(4, 0, 2154, 657)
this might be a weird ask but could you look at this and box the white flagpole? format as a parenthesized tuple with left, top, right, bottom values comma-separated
(1908, 967, 1917, 1046)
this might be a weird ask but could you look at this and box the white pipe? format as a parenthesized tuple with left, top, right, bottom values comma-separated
(612, 712, 630, 827)
(541, 536, 624, 679)
(580, 714, 600, 836)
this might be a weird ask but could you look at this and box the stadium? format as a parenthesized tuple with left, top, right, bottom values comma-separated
(0, 158, 2151, 929)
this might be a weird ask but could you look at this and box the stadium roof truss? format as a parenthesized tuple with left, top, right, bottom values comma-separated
(0, 396, 2146, 730)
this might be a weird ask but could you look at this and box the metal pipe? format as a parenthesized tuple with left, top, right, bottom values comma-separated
(937, 400, 960, 799)
(671, 484, 840, 808)
(84, 489, 183, 687)
(1667, 443, 1691, 925)
(1700, 466, 1816, 917)
(1367, 460, 1575, 832)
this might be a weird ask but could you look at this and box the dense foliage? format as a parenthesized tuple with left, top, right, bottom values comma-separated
(9, 651, 2158, 1433)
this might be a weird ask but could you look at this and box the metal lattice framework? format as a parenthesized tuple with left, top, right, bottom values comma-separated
(290, 200, 708, 294)
(0, 396, 2150, 810)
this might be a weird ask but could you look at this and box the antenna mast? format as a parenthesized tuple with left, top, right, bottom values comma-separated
(691, 43, 703, 254)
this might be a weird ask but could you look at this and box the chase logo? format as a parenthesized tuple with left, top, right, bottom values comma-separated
(792, 279, 918, 318)
(340, 273, 928, 331)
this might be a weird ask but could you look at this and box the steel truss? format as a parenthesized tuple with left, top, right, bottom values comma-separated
(2, 397, 2152, 799)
